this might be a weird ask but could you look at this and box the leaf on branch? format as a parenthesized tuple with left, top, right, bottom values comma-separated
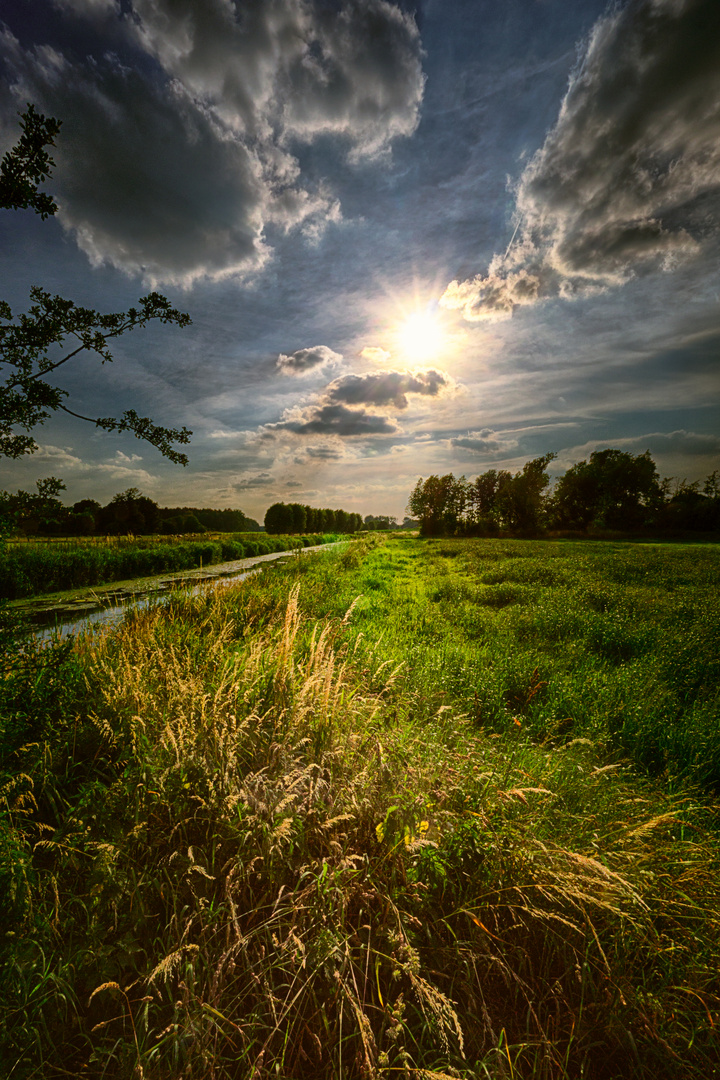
(0, 104, 62, 219)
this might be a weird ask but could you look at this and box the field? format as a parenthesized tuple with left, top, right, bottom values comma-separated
(0, 532, 333, 600)
(1, 534, 719, 1078)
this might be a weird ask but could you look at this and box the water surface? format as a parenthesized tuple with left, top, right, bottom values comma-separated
(19, 544, 335, 642)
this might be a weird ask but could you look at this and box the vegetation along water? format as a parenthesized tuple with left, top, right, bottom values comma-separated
(1, 534, 720, 1079)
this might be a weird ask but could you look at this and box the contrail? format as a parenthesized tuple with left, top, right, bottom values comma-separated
(503, 218, 521, 261)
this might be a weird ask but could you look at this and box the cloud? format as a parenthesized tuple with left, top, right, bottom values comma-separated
(605, 430, 720, 458)
(305, 445, 345, 460)
(28, 443, 157, 483)
(1, 0, 424, 285)
(360, 345, 392, 364)
(325, 368, 454, 409)
(450, 428, 520, 455)
(231, 472, 274, 490)
(293, 444, 346, 463)
(441, 0, 720, 322)
(554, 430, 720, 473)
(51, 0, 121, 22)
(266, 364, 455, 439)
(271, 402, 400, 436)
(277, 345, 343, 375)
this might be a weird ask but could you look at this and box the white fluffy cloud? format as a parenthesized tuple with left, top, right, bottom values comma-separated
(360, 346, 392, 364)
(1, 0, 424, 285)
(441, 0, 720, 322)
(26, 444, 158, 484)
(277, 345, 343, 375)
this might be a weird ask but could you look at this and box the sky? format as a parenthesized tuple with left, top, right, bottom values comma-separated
(1, 0, 719, 521)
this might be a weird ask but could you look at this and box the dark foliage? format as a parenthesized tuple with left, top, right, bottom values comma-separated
(264, 502, 363, 534)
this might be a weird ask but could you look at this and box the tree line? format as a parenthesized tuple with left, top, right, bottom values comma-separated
(0, 481, 261, 536)
(264, 502, 363, 535)
(408, 450, 720, 537)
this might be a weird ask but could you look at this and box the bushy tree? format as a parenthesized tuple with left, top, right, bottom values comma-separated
(409, 455, 555, 537)
(552, 449, 662, 530)
(408, 474, 467, 536)
(364, 514, 397, 531)
(264, 500, 361, 535)
(0, 476, 67, 534)
(264, 502, 295, 534)
(96, 488, 160, 535)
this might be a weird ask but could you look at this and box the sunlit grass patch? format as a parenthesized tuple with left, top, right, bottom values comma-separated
(1, 534, 720, 1077)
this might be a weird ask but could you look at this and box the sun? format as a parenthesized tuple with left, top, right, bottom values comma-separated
(396, 310, 446, 362)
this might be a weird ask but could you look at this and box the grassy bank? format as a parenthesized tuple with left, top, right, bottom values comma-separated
(0, 532, 333, 599)
(1, 535, 719, 1078)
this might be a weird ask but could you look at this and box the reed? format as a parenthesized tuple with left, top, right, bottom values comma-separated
(0, 533, 331, 599)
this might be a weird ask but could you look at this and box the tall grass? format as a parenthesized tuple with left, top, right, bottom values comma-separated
(0, 533, 332, 599)
(1, 535, 719, 1078)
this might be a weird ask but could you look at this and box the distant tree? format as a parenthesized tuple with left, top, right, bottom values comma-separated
(72, 498, 101, 518)
(265, 500, 359, 535)
(659, 473, 720, 533)
(264, 502, 294, 534)
(505, 454, 556, 534)
(67, 511, 95, 535)
(1, 105, 193, 465)
(157, 507, 259, 532)
(0, 475, 67, 534)
(97, 488, 160, 535)
(704, 470, 720, 500)
(364, 514, 397, 531)
(552, 449, 662, 530)
(408, 455, 555, 537)
(407, 474, 466, 536)
(290, 502, 307, 533)
(180, 514, 206, 534)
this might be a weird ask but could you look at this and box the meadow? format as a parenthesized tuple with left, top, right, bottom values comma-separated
(0, 532, 332, 600)
(1, 534, 719, 1078)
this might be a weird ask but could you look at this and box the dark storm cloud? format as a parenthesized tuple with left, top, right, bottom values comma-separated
(271, 402, 400, 436)
(1, 38, 268, 286)
(1, 0, 424, 284)
(277, 345, 342, 375)
(326, 368, 453, 409)
(442, 0, 720, 322)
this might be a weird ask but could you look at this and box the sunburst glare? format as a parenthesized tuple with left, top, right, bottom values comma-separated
(396, 310, 446, 362)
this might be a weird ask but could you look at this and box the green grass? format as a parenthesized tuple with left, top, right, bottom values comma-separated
(1, 535, 719, 1078)
(0, 532, 334, 599)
